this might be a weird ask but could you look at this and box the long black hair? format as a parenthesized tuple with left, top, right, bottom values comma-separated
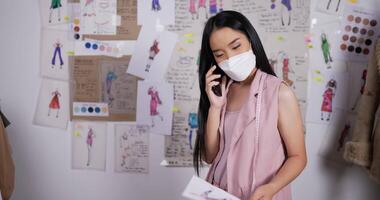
(193, 10, 276, 175)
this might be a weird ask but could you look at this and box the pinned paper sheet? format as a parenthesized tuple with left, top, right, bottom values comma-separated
(127, 24, 178, 80)
(115, 123, 149, 174)
(136, 80, 174, 135)
(79, 0, 118, 35)
(71, 121, 107, 171)
(182, 176, 240, 200)
(70, 56, 138, 121)
(40, 28, 74, 81)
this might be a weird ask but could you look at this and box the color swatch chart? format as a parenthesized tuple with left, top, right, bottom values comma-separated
(73, 102, 109, 117)
(335, 5, 380, 62)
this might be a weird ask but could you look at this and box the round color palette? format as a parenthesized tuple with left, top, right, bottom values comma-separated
(360, 28, 367, 35)
(355, 16, 361, 23)
(345, 25, 351, 32)
(342, 35, 349, 41)
(95, 107, 101, 113)
(370, 20, 377, 27)
(355, 47, 362, 54)
(352, 27, 359, 33)
(358, 37, 365, 44)
(368, 30, 374, 36)
(365, 39, 372, 46)
(81, 107, 87, 113)
(363, 48, 370, 55)
(88, 107, 94, 113)
(348, 45, 355, 52)
(363, 18, 369, 25)
(340, 44, 347, 50)
(74, 107, 80, 113)
(85, 42, 91, 49)
(349, 36, 357, 43)
(347, 15, 354, 22)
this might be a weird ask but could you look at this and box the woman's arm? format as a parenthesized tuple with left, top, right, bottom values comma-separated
(251, 83, 307, 200)
(204, 106, 222, 164)
(268, 83, 307, 194)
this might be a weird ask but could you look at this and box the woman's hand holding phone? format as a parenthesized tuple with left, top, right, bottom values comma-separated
(205, 65, 227, 109)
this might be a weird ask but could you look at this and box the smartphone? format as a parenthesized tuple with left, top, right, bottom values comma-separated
(211, 63, 223, 97)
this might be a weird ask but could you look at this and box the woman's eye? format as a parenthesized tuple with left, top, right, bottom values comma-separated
(215, 54, 223, 58)
(232, 44, 241, 49)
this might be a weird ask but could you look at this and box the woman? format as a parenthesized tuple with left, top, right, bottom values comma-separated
(193, 11, 307, 200)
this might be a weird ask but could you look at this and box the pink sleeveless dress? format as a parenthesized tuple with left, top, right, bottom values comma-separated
(206, 69, 292, 200)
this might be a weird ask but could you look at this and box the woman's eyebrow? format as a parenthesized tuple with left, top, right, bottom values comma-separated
(212, 37, 240, 53)
(228, 38, 240, 46)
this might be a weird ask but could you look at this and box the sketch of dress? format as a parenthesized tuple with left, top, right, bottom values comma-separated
(83, 0, 96, 17)
(321, 33, 333, 69)
(48, 90, 61, 118)
(321, 79, 337, 121)
(191, 189, 230, 200)
(278, 51, 294, 87)
(152, 0, 161, 11)
(145, 40, 160, 72)
(189, 0, 197, 19)
(209, 0, 218, 15)
(86, 128, 95, 166)
(281, 0, 292, 26)
(105, 71, 117, 105)
(52, 40, 64, 68)
(198, 0, 208, 19)
(148, 86, 163, 127)
(49, 0, 62, 23)
(188, 112, 198, 150)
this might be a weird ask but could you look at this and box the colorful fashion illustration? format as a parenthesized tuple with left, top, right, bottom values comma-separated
(145, 39, 160, 72)
(49, 0, 62, 23)
(190, 189, 231, 200)
(152, 0, 161, 11)
(48, 90, 61, 118)
(189, 0, 223, 19)
(189, 0, 197, 19)
(105, 70, 117, 105)
(86, 128, 95, 166)
(209, 0, 218, 15)
(52, 40, 64, 69)
(278, 51, 294, 87)
(326, 0, 341, 12)
(321, 78, 337, 121)
(281, 0, 292, 26)
(321, 33, 333, 69)
(351, 69, 367, 110)
(187, 112, 198, 150)
(82, 0, 96, 17)
(148, 86, 163, 127)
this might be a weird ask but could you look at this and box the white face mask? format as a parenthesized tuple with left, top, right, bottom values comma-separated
(217, 49, 256, 81)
